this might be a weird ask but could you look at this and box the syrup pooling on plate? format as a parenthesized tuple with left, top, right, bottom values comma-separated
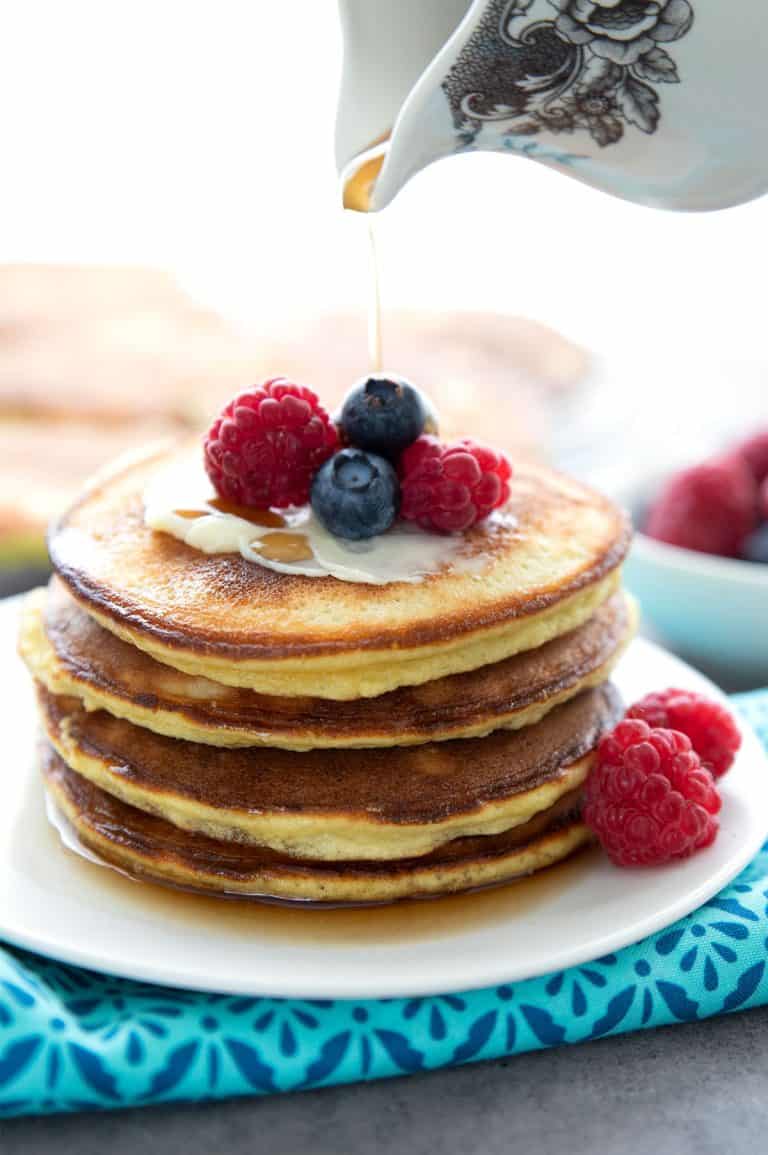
(144, 456, 513, 585)
(41, 785, 600, 938)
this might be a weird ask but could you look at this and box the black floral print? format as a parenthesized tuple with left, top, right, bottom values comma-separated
(443, 0, 694, 150)
(553, 1, 693, 66)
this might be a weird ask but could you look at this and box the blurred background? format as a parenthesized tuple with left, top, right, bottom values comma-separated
(1, 2, 765, 676)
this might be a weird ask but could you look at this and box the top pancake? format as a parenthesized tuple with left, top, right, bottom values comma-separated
(49, 446, 630, 699)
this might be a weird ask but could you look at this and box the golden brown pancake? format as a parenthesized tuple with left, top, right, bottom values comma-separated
(42, 746, 592, 904)
(22, 581, 635, 749)
(0, 265, 265, 562)
(37, 682, 622, 860)
(0, 422, 179, 567)
(0, 265, 258, 426)
(49, 447, 630, 699)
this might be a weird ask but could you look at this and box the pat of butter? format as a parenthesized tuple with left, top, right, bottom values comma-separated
(144, 457, 509, 586)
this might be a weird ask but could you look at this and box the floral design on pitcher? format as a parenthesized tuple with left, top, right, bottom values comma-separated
(443, 0, 694, 150)
(555, 0, 693, 65)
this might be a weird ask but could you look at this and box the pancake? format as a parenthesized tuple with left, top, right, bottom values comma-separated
(0, 420, 180, 568)
(37, 682, 622, 860)
(21, 581, 635, 749)
(0, 265, 259, 427)
(49, 447, 631, 699)
(42, 746, 592, 904)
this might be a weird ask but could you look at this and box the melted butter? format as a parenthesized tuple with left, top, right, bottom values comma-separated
(145, 457, 511, 586)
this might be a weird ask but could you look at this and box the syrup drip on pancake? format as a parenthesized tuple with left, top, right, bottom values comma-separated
(208, 499, 286, 528)
(256, 532, 314, 563)
(147, 455, 515, 585)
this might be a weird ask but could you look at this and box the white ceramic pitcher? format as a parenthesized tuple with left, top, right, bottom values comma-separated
(337, 0, 768, 212)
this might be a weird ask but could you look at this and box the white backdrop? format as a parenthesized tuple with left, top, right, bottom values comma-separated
(2, 1, 767, 395)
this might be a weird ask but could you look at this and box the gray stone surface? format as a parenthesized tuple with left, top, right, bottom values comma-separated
(0, 568, 50, 600)
(2, 1008, 767, 1154)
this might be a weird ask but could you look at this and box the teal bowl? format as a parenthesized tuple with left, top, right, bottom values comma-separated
(624, 531, 768, 687)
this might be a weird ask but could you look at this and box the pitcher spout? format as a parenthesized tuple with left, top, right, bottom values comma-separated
(336, 0, 471, 212)
(338, 0, 768, 215)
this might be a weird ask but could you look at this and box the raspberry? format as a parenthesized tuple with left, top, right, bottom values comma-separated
(645, 454, 758, 558)
(735, 429, 768, 485)
(583, 719, 721, 867)
(204, 379, 339, 509)
(627, 688, 741, 778)
(399, 435, 512, 533)
(762, 477, 768, 520)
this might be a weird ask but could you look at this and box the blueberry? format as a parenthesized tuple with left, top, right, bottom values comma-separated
(743, 523, 768, 563)
(339, 375, 435, 459)
(310, 448, 399, 540)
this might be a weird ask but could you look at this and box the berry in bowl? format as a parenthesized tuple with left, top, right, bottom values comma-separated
(623, 429, 768, 684)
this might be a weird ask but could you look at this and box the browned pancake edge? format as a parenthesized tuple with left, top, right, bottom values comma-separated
(36, 579, 632, 746)
(37, 682, 622, 827)
(48, 447, 632, 661)
(42, 746, 592, 904)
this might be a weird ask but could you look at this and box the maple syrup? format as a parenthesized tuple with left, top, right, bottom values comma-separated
(255, 532, 314, 564)
(367, 218, 383, 373)
(341, 134, 390, 213)
(119, 846, 599, 947)
(342, 135, 391, 373)
(208, 497, 287, 528)
(29, 772, 599, 947)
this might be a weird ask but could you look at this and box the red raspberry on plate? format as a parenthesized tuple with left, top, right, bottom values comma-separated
(645, 454, 758, 558)
(204, 379, 339, 509)
(761, 476, 768, 520)
(583, 719, 721, 867)
(735, 429, 768, 485)
(399, 435, 512, 533)
(627, 688, 741, 778)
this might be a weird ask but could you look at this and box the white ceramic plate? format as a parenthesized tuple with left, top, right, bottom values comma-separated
(1, 595, 766, 1000)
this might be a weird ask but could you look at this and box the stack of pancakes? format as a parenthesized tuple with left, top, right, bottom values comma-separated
(19, 447, 634, 904)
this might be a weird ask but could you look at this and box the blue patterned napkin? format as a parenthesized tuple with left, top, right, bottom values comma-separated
(1, 690, 766, 1118)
